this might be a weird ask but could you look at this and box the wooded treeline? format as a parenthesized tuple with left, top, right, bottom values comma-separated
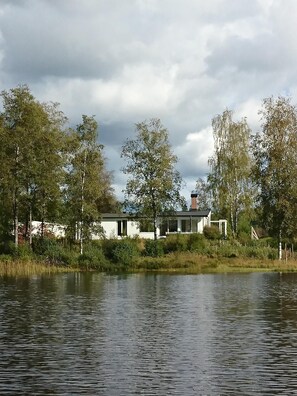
(1, 84, 297, 256)
(197, 96, 297, 254)
(0, 85, 117, 251)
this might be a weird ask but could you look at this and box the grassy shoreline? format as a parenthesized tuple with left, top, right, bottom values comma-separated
(1, 252, 297, 277)
(0, 260, 78, 277)
(131, 253, 297, 274)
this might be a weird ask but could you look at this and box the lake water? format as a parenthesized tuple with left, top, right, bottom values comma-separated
(1, 272, 297, 395)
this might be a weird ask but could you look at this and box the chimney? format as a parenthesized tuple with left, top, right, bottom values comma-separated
(190, 191, 198, 211)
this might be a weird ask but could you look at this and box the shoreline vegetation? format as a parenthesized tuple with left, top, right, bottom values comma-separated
(1, 234, 297, 277)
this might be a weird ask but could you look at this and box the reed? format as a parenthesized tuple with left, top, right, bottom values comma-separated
(0, 259, 78, 277)
(133, 252, 297, 274)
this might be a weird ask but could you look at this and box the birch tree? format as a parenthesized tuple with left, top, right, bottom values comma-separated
(66, 115, 109, 254)
(253, 96, 297, 259)
(0, 86, 67, 246)
(1, 87, 53, 244)
(194, 177, 212, 210)
(208, 110, 253, 237)
(121, 118, 184, 240)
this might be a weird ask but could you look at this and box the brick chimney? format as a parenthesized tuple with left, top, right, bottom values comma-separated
(190, 191, 198, 211)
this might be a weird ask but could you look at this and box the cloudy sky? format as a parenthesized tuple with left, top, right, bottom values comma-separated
(0, 0, 296, 203)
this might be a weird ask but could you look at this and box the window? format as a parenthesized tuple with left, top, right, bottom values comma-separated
(117, 220, 127, 236)
(168, 220, 178, 232)
(181, 219, 191, 232)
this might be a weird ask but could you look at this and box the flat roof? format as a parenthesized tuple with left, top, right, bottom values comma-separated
(101, 209, 211, 220)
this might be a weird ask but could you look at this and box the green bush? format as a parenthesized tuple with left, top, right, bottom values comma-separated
(101, 238, 140, 266)
(163, 234, 188, 253)
(0, 254, 13, 263)
(203, 225, 221, 240)
(78, 245, 108, 270)
(144, 239, 164, 257)
(244, 246, 278, 260)
(101, 239, 120, 260)
(16, 243, 34, 261)
(112, 239, 140, 266)
(59, 249, 79, 267)
(32, 237, 79, 265)
(32, 237, 59, 255)
(187, 233, 208, 253)
(267, 250, 278, 260)
(4, 242, 34, 261)
(216, 242, 239, 258)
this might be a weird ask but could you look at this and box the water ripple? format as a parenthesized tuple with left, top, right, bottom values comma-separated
(1, 272, 297, 394)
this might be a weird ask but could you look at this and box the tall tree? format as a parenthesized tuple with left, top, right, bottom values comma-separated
(0, 86, 67, 246)
(208, 109, 253, 237)
(121, 118, 184, 240)
(30, 101, 67, 239)
(252, 96, 297, 258)
(0, 115, 12, 242)
(194, 177, 212, 210)
(66, 115, 111, 254)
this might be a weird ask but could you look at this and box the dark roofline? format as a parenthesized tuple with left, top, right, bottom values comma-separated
(101, 209, 211, 220)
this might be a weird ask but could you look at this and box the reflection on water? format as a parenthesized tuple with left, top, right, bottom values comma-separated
(1, 272, 297, 395)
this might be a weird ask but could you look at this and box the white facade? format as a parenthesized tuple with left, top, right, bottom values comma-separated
(31, 221, 66, 238)
(98, 210, 212, 239)
(30, 209, 221, 240)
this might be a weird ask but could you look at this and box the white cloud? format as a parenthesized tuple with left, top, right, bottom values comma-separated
(175, 127, 214, 179)
(0, 0, 297, 198)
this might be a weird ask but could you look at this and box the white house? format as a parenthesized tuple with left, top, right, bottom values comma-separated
(98, 208, 212, 240)
(97, 192, 227, 239)
(30, 193, 227, 240)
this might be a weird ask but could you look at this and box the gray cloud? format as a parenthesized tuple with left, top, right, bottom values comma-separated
(0, 0, 296, 197)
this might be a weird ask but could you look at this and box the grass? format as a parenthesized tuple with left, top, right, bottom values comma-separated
(0, 259, 78, 277)
(131, 252, 297, 274)
(1, 255, 296, 277)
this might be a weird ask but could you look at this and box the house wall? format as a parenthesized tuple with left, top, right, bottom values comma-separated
(166, 218, 207, 235)
(28, 212, 214, 240)
(31, 221, 66, 238)
(97, 221, 117, 239)
(127, 221, 140, 237)
(96, 220, 142, 239)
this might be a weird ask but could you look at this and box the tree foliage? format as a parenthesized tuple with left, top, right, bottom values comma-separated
(0, 87, 116, 249)
(0, 85, 67, 245)
(121, 118, 184, 240)
(194, 177, 212, 210)
(208, 109, 253, 237)
(252, 96, 297, 244)
(65, 115, 115, 253)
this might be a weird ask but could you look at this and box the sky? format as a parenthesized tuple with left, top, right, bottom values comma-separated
(0, 0, 296, 205)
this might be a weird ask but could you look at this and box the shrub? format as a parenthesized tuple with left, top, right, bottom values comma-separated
(59, 249, 79, 267)
(16, 243, 34, 261)
(101, 239, 120, 260)
(32, 237, 59, 255)
(187, 233, 208, 253)
(101, 238, 140, 266)
(203, 225, 221, 240)
(78, 245, 108, 270)
(32, 237, 79, 265)
(112, 239, 140, 267)
(0, 254, 13, 263)
(144, 239, 164, 257)
(217, 242, 239, 258)
(163, 234, 188, 253)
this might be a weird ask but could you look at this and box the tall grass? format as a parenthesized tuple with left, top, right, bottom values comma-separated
(0, 258, 77, 277)
(0, 233, 295, 276)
